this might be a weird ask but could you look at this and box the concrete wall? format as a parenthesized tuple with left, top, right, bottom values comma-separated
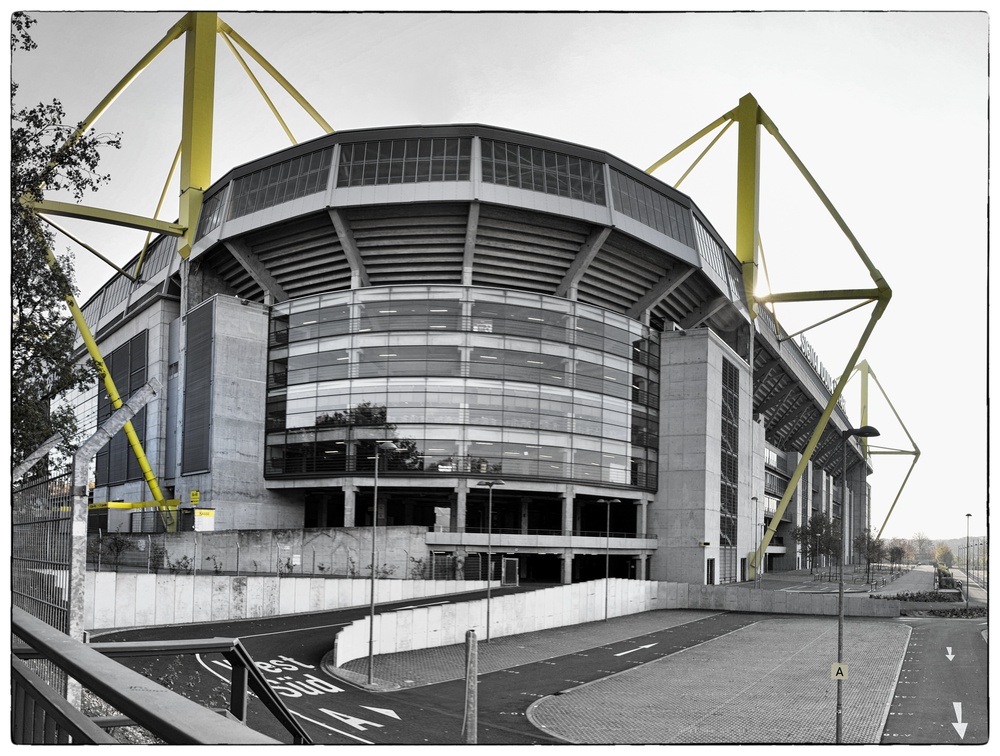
(138, 524, 433, 578)
(85, 570, 899, 637)
(653, 330, 752, 585)
(84, 572, 488, 631)
(331, 579, 900, 668)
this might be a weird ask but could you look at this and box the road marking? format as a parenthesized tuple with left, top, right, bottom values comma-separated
(394, 601, 450, 610)
(319, 708, 385, 731)
(946, 647, 955, 661)
(614, 643, 657, 657)
(951, 703, 967, 739)
(291, 710, 374, 744)
(361, 706, 401, 720)
(238, 621, 351, 639)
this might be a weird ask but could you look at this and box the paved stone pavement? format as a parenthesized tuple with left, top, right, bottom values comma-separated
(332, 594, 913, 744)
(526, 616, 910, 744)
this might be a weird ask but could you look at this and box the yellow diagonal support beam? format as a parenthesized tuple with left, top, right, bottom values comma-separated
(219, 30, 297, 145)
(218, 19, 334, 135)
(645, 94, 895, 579)
(45, 14, 190, 176)
(28, 215, 165, 504)
(135, 142, 183, 279)
(22, 197, 185, 236)
(751, 297, 890, 577)
(851, 361, 921, 540)
(35, 214, 137, 282)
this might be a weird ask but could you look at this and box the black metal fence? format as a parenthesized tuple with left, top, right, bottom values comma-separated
(12, 467, 74, 693)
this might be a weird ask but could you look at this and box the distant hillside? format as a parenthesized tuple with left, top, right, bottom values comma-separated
(932, 535, 987, 565)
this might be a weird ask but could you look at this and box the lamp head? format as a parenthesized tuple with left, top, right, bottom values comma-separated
(844, 425, 880, 439)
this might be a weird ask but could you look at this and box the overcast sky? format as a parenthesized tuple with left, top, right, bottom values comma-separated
(9, 6, 989, 542)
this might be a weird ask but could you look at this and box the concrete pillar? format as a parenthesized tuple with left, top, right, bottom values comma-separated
(520, 498, 529, 534)
(636, 555, 647, 580)
(638, 496, 649, 536)
(343, 485, 357, 527)
(562, 488, 574, 536)
(561, 551, 573, 585)
(454, 486, 467, 532)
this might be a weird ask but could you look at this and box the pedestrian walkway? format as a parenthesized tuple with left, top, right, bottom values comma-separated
(757, 565, 933, 596)
(328, 577, 914, 744)
(526, 615, 908, 744)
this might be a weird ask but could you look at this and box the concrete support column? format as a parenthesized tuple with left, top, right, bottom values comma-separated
(636, 555, 647, 580)
(520, 498, 529, 534)
(343, 485, 357, 527)
(453, 483, 467, 532)
(562, 488, 575, 536)
(561, 551, 573, 585)
(638, 496, 649, 536)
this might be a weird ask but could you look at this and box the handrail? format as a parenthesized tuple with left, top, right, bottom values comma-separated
(11, 656, 119, 744)
(428, 525, 658, 539)
(11, 607, 304, 744)
(83, 637, 312, 744)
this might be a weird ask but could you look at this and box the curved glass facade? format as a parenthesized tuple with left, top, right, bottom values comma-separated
(265, 286, 660, 489)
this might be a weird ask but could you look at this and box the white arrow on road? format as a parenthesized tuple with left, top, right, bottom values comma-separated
(361, 706, 401, 720)
(952, 702, 967, 739)
(946, 647, 955, 661)
(614, 643, 657, 657)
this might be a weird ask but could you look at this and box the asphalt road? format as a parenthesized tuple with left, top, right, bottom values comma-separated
(96, 596, 764, 744)
(881, 615, 989, 744)
(95, 580, 988, 745)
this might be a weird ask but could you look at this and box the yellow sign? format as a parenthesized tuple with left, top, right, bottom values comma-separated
(88, 499, 180, 510)
(832, 663, 848, 680)
(191, 490, 200, 506)
(194, 508, 215, 517)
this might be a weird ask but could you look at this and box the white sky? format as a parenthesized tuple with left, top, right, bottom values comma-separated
(7, 5, 990, 542)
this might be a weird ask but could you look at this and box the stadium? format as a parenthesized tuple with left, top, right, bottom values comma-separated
(70, 119, 875, 587)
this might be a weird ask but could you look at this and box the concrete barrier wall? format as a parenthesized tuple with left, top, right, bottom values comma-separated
(85, 572, 898, 634)
(84, 572, 487, 631)
(333, 578, 660, 666)
(333, 579, 899, 668)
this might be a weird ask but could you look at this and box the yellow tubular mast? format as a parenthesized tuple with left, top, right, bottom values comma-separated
(25, 12, 339, 519)
(644, 93, 893, 580)
(853, 361, 921, 541)
(31, 219, 165, 504)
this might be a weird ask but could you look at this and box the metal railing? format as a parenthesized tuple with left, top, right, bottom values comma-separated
(11, 606, 311, 745)
(429, 525, 657, 539)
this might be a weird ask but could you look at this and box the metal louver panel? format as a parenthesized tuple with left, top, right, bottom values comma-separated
(182, 301, 214, 474)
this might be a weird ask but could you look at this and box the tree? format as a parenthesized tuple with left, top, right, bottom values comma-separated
(888, 543, 906, 571)
(10, 12, 121, 469)
(911, 532, 932, 563)
(934, 544, 955, 568)
(887, 538, 909, 571)
(792, 512, 839, 577)
(853, 529, 884, 582)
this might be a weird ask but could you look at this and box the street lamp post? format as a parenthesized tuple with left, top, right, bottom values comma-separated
(477, 480, 504, 642)
(965, 513, 971, 610)
(837, 425, 879, 744)
(368, 440, 399, 685)
(751, 496, 760, 588)
(596, 499, 620, 621)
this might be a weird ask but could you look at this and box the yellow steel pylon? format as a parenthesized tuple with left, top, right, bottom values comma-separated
(19, 11, 333, 515)
(648, 93, 893, 579)
(850, 360, 920, 541)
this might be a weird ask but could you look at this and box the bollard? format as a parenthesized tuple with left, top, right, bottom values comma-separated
(463, 629, 478, 744)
